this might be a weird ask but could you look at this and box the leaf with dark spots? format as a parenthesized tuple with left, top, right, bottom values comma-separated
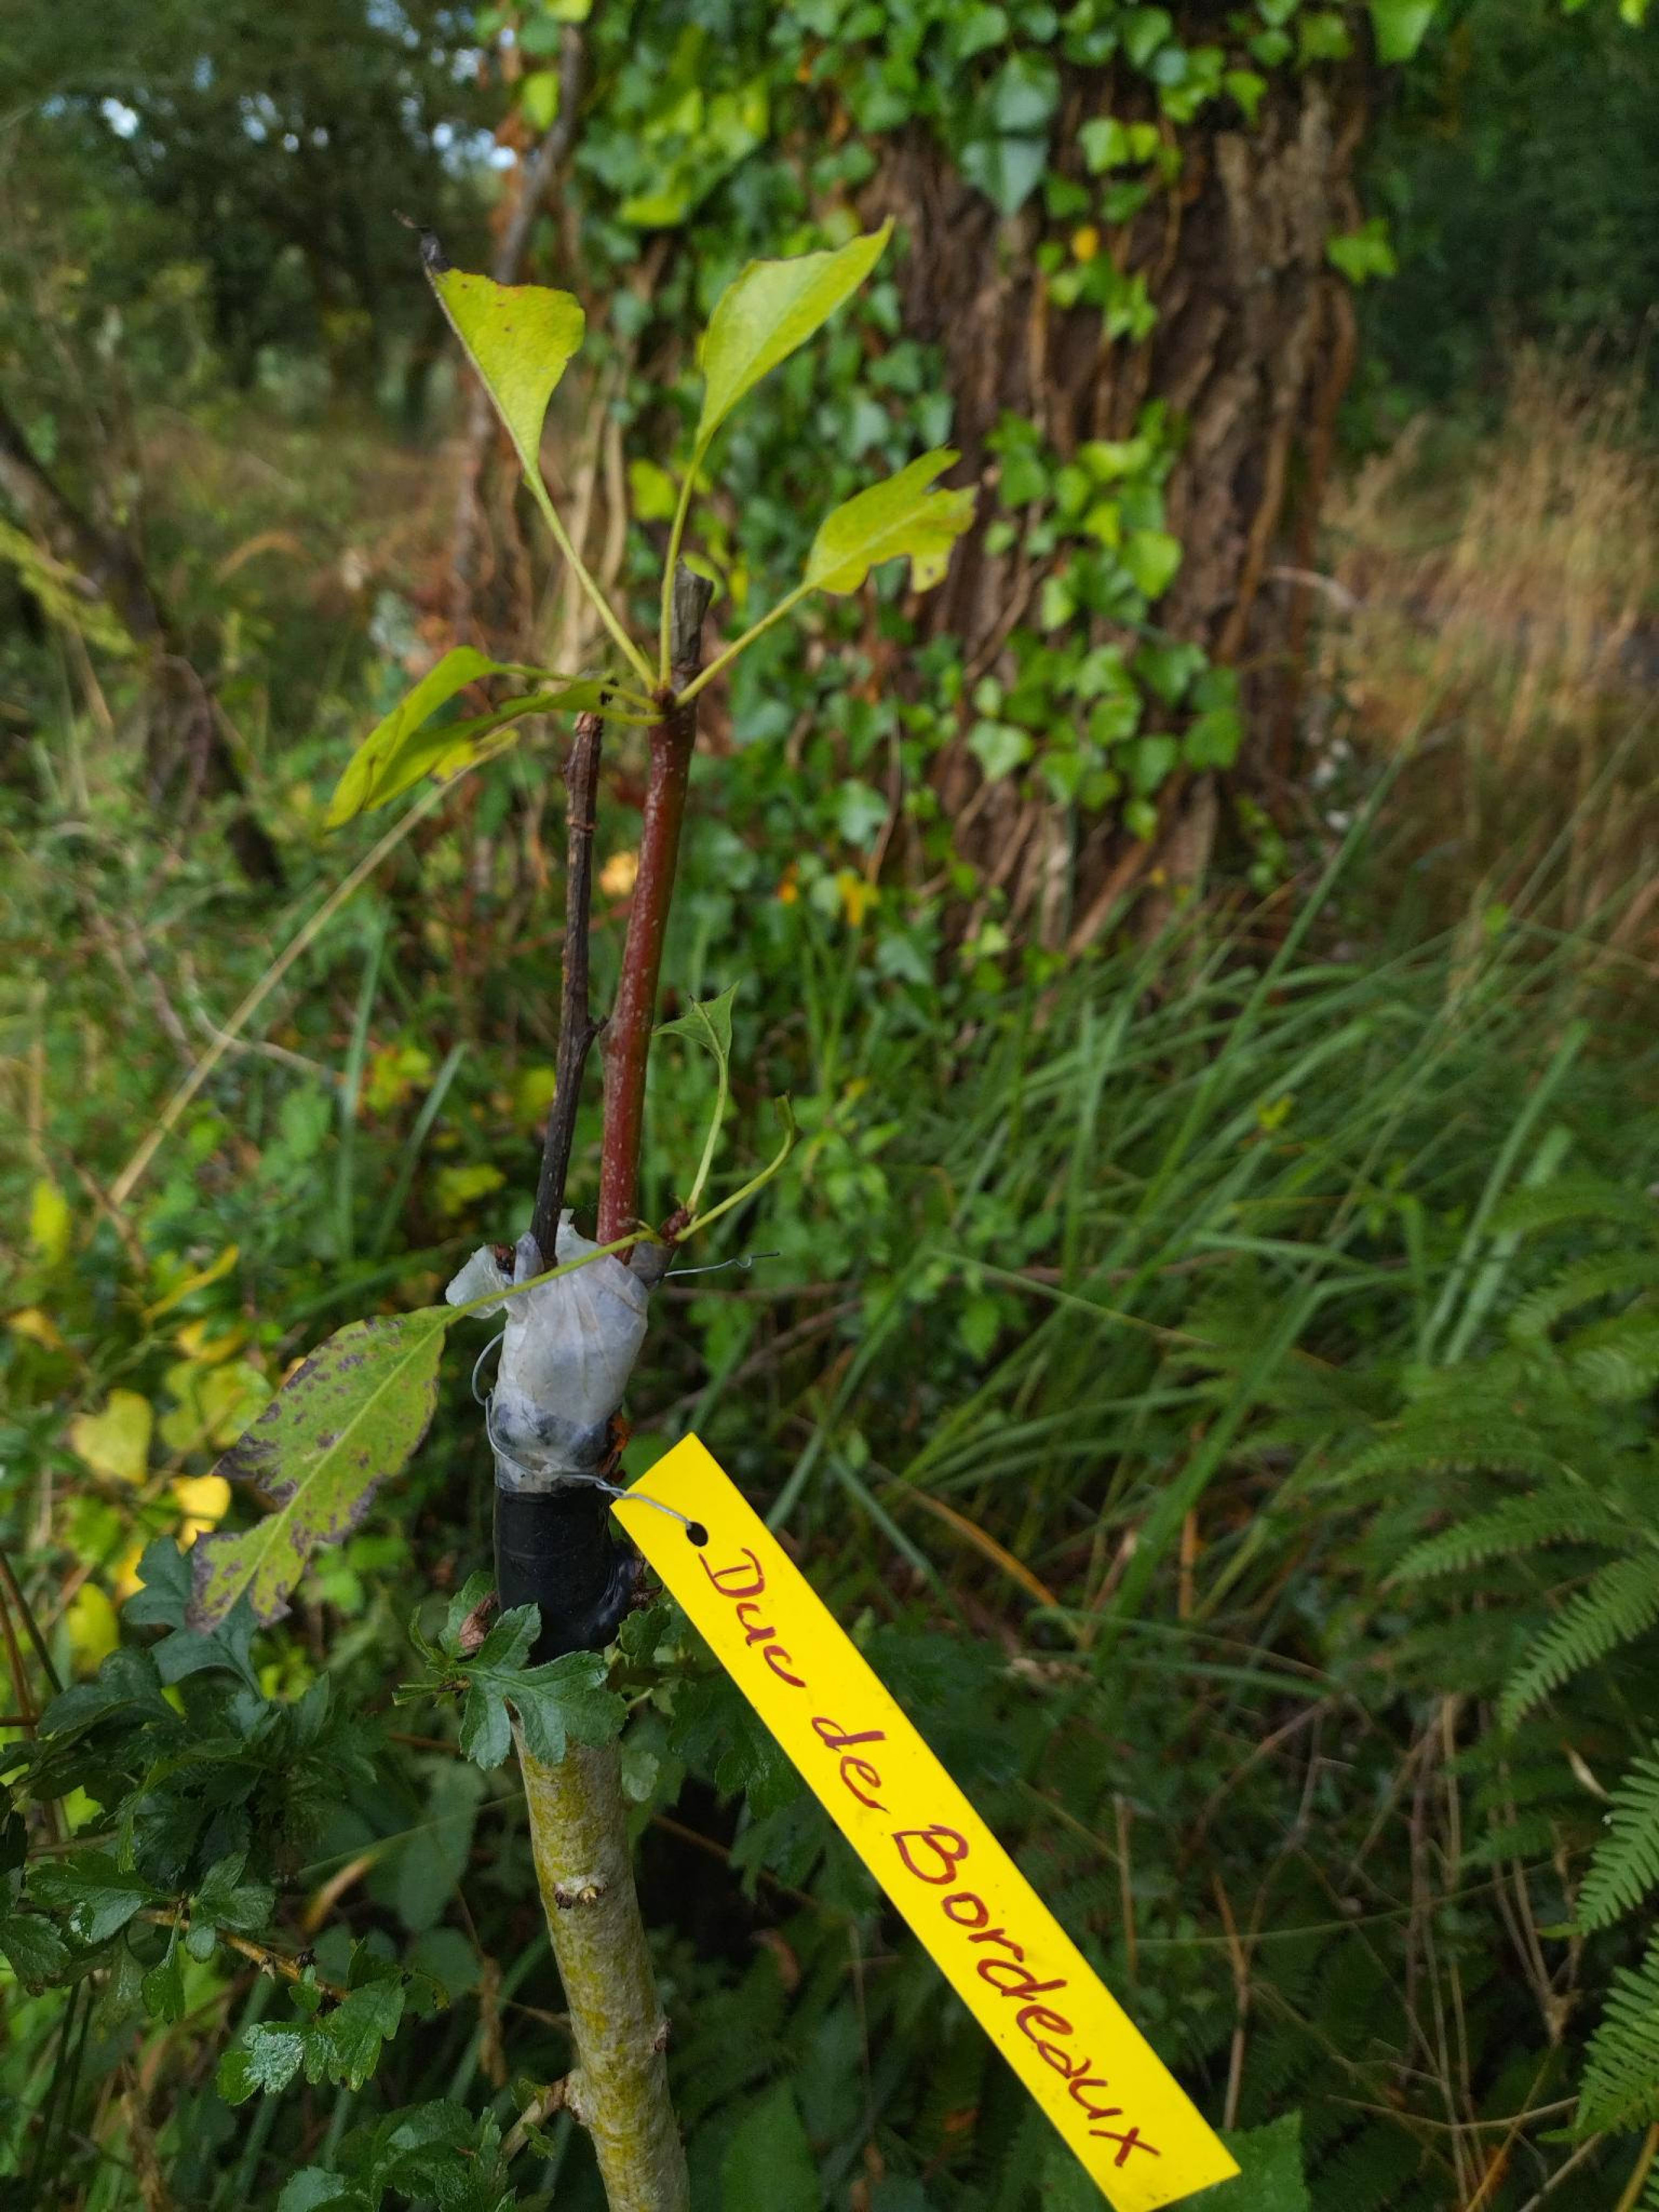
(190, 1309, 452, 1628)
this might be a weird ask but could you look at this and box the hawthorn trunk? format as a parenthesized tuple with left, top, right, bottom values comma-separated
(872, 60, 1367, 942)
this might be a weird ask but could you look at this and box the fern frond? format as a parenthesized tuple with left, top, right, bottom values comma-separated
(1489, 1174, 1657, 1239)
(1509, 1253, 1659, 1342)
(1579, 1748, 1659, 1932)
(1337, 1428, 1562, 1487)
(1567, 1309, 1659, 1404)
(1395, 1493, 1634, 1581)
(1501, 1556, 1659, 1730)
(1579, 1931, 1659, 2134)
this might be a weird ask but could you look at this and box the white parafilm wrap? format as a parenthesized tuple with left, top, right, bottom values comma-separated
(445, 1214, 649, 1492)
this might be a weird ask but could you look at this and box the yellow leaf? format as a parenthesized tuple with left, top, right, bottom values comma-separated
(29, 1180, 72, 1267)
(7, 1307, 66, 1353)
(1072, 224, 1101, 263)
(143, 1244, 240, 1324)
(69, 1390, 154, 1485)
(599, 848, 639, 899)
(435, 1163, 506, 1217)
(172, 1474, 231, 1547)
(513, 1066, 558, 1132)
(67, 1583, 120, 1675)
(113, 1544, 146, 1601)
(158, 1360, 271, 1454)
(175, 1319, 249, 1366)
(835, 870, 879, 929)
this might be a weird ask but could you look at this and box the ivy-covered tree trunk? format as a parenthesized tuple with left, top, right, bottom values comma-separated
(874, 62, 1367, 940)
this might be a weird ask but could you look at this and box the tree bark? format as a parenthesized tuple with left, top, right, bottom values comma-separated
(869, 54, 1368, 938)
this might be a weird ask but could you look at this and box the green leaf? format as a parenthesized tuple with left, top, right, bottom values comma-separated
(29, 1850, 151, 1944)
(1123, 528, 1183, 600)
(218, 2021, 308, 2104)
(327, 651, 610, 826)
(189, 1309, 451, 1628)
(450, 1618, 626, 1770)
(312, 1972, 406, 2090)
(142, 1929, 187, 2023)
(1192, 2113, 1310, 2209)
(720, 2084, 820, 2212)
(658, 984, 739, 1213)
(804, 451, 975, 598)
(124, 1537, 191, 1629)
(391, 1762, 485, 1933)
(656, 983, 737, 1073)
(424, 261, 585, 483)
(1368, 0, 1436, 61)
(195, 1852, 277, 1935)
(0, 1911, 69, 1986)
(694, 224, 892, 460)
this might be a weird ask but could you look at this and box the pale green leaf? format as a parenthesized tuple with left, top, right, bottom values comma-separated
(327, 651, 611, 826)
(656, 983, 737, 1078)
(189, 1309, 451, 1627)
(804, 450, 975, 598)
(1368, 0, 1437, 62)
(695, 223, 892, 458)
(425, 258, 585, 480)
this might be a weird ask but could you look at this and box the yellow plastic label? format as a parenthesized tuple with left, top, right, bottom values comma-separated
(616, 1437, 1239, 2210)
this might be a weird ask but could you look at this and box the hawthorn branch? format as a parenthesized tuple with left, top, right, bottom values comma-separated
(596, 566, 713, 1250)
(530, 706, 605, 1258)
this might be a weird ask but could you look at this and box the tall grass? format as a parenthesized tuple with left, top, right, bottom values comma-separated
(1320, 356, 1659, 955)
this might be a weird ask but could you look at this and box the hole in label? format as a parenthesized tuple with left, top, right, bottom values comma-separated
(684, 1521, 708, 1548)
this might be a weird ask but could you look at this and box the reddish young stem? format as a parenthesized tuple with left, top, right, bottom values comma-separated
(596, 568, 712, 1245)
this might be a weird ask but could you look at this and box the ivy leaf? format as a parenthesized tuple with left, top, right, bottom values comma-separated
(445, 1609, 625, 1770)
(694, 224, 892, 461)
(1368, 0, 1437, 61)
(424, 259, 585, 483)
(804, 451, 975, 598)
(29, 1850, 152, 1944)
(327, 653, 614, 826)
(190, 1309, 452, 1629)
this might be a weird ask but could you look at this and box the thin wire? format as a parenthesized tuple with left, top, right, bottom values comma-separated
(470, 1331, 505, 1404)
(666, 1249, 780, 1279)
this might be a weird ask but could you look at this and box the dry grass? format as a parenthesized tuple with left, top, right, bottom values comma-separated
(1315, 356, 1659, 955)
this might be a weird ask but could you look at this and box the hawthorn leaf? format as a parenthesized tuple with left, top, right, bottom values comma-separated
(0, 1911, 69, 1986)
(424, 259, 585, 482)
(29, 1850, 152, 1945)
(310, 1973, 406, 2090)
(190, 1309, 451, 1628)
(142, 1929, 187, 2023)
(695, 223, 891, 459)
(445, 1609, 625, 1770)
(124, 1537, 191, 1629)
(804, 451, 975, 597)
(218, 2021, 308, 2104)
(327, 653, 612, 826)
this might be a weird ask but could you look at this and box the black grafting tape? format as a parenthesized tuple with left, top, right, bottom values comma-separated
(494, 1485, 635, 1661)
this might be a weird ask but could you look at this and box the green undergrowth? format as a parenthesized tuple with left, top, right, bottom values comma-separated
(5, 771, 1659, 2205)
